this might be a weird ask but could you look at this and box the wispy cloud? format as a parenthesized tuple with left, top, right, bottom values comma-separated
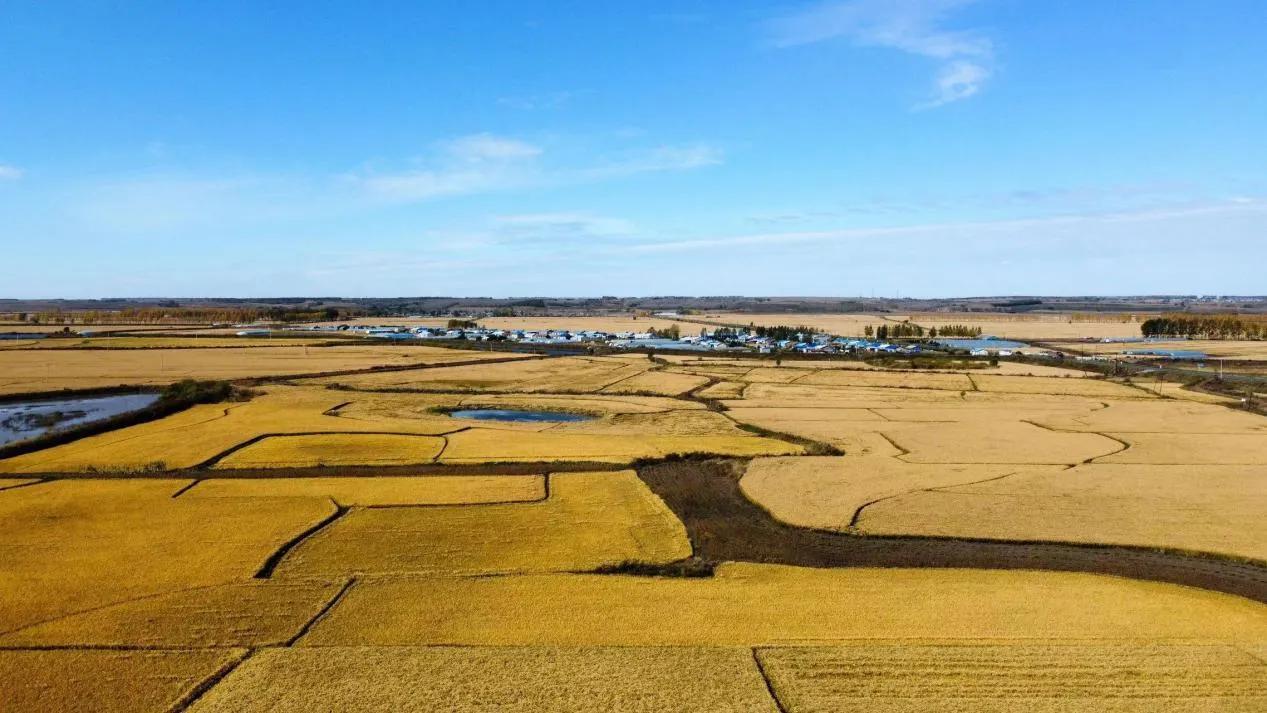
(767, 0, 993, 108)
(0, 164, 23, 180)
(493, 212, 635, 240)
(629, 197, 1267, 253)
(356, 134, 722, 203)
(496, 91, 575, 111)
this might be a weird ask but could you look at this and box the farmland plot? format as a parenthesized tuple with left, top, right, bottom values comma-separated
(187, 646, 778, 713)
(0, 648, 246, 713)
(0, 479, 334, 633)
(186, 475, 545, 505)
(301, 563, 1267, 646)
(757, 643, 1267, 712)
(273, 471, 690, 577)
(855, 464, 1267, 560)
(0, 344, 514, 395)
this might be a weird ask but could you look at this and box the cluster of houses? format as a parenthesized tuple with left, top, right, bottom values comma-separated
(282, 322, 935, 355)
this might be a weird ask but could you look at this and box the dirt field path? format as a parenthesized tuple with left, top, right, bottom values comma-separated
(636, 458, 1267, 604)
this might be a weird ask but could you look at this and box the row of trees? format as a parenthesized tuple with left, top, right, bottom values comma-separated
(1141, 314, 1267, 339)
(861, 322, 983, 340)
(3, 306, 356, 325)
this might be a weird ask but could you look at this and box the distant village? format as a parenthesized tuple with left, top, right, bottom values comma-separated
(252, 314, 1035, 358)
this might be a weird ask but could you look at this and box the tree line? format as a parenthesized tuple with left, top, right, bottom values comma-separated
(2, 306, 358, 325)
(1140, 314, 1267, 340)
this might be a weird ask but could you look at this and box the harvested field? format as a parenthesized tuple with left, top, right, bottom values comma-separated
(970, 373, 1151, 397)
(187, 646, 778, 713)
(185, 475, 545, 505)
(741, 456, 1061, 530)
(757, 643, 1267, 712)
(437, 427, 797, 463)
(310, 355, 652, 393)
(0, 479, 334, 632)
(272, 471, 690, 577)
(598, 369, 709, 395)
(0, 648, 246, 713)
(0, 345, 523, 395)
(798, 369, 975, 390)
(856, 464, 1267, 561)
(301, 562, 1267, 646)
(1102, 432, 1267, 464)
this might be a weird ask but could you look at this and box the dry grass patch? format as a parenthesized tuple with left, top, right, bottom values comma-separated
(856, 464, 1267, 561)
(757, 643, 1267, 712)
(0, 479, 334, 632)
(741, 456, 1060, 530)
(599, 369, 709, 396)
(1, 580, 343, 648)
(694, 380, 746, 399)
(1101, 433, 1267, 464)
(274, 470, 690, 577)
(971, 373, 1151, 398)
(1032, 399, 1267, 434)
(881, 420, 1124, 464)
(312, 355, 651, 394)
(438, 427, 798, 463)
(0, 648, 245, 713)
(213, 433, 447, 468)
(187, 646, 777, 713)
(187, 475, 545, 505)
(301, 562, 1267, 646)
(798, 369, 975, 391)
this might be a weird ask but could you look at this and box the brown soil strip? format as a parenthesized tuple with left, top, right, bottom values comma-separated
(254, 503, 348, 579)
(170, 648, 254, 713)
(285, 578, 357, 646)
(751, 648, 790, 713)
(635, 458, 1267, 604)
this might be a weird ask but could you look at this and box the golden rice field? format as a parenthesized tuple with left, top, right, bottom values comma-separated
(2, 346, 1267, 710)
(186, 646, 780, 713)
(301, 563, 1267, 646)
(273, 471, 690, 577)
(0, 648, 246, 713)
(0, 336, 327, 350)
(756, 643, 1267, 712)
(0, 344, 525, 395)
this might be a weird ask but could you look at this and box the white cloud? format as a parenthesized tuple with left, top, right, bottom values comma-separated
(625, 197, 1267, 253)
(768, 0, 993, 108)
(493, 212, 635, 242)
(357, 135, 722, 203)
(0, 164, 23, 180)
(442, 133, 543, 162)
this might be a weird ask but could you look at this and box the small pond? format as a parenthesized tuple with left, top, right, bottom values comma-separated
(0, 392, 160, 446)
(448, 408, 594, 423)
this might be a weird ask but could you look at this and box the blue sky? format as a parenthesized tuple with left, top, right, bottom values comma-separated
(2, 0, 1265, 298)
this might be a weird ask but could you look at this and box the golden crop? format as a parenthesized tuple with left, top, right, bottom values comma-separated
(856, 463, 1267, 561)
(273, 471, 691, 577)
(0, 648, 246, 713)
(300, 562, 1267, 646)
(186, 646, 779, 713)
(186, 475, 545, 505)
